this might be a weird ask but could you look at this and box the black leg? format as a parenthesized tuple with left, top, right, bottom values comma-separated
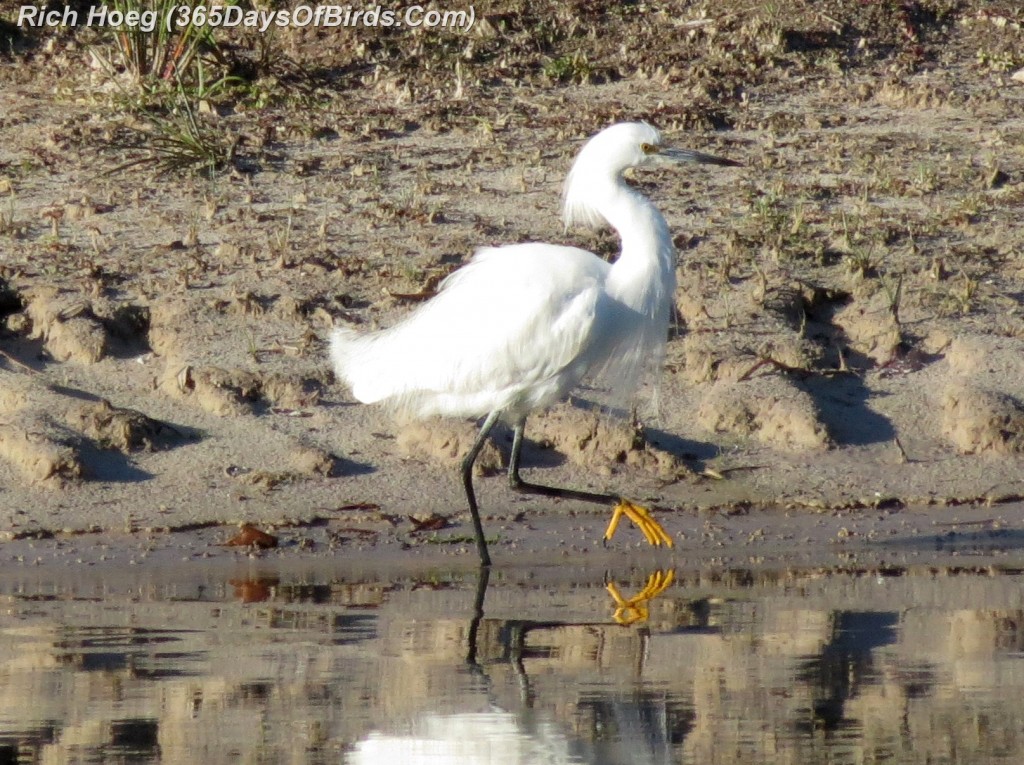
(508, 419, 618, 504)
(465, 566, 490, 666)
(462, 409, 501, 566)
(506, 419, 674, 550)
(507, 419, 527, 488)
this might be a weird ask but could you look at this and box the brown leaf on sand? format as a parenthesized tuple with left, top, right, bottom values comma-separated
(409, 513, 451, 532)
(224, 524, 278, 549)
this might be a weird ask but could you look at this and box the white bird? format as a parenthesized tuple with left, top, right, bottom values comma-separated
(331, 122, 739, 565)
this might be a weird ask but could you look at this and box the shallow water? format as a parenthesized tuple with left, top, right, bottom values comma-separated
(1, 560, 1024, 764)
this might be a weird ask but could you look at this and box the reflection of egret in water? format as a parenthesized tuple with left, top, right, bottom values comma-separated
(347, 568, 684, 764)
(794, 610, 900, 733)
(349, 697, 690, 765)
(606, 570, 675, 626)
(349, 711, 578, 763)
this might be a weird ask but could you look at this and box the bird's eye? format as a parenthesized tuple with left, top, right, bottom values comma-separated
(640, 142, 659, 155)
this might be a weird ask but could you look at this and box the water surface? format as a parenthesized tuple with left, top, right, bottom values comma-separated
(1, 561, 1024, 763)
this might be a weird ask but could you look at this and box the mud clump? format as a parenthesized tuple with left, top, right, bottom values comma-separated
(261, 373, 322, 410)
(679, 332, 822, 385)
(397, 420, 503, 476)
(289, 443, 339, 477)
(24, 288, 108, 363)
(0, 277, 24, 328)
(146, 297, 193, 359)
(941, 384, 1024, 455)
(0, 416, 84, 483)
(167, 365, 322, 416)
(0, 375, 84, 483)
(170, 365, 261, 417)
(102, 304, 151, 352)
(939, 335, 1024, 454)
(944, 334, 1024, 378)
(0, 373, 31, 412)
(527, 406, 685, 478)
(675, 276, 716, 331)
(830, 299, 902, 366)
(66, 399, 182, 453)
(679, 334, 754, 384)
(0, 375, 182, 482)
(18, 290, 151, 364)
(698, 377, 830, 451)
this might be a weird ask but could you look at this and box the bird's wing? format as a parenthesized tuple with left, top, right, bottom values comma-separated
(331, 243, 610, 418)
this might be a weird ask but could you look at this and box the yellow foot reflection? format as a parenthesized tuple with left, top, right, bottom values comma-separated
(603, 499, 674, 548)
(606, 569, 675, 626)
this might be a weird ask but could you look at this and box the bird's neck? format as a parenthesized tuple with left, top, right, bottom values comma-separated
(599, 183, 676, 318)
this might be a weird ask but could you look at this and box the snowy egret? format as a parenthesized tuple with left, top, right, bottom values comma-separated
(331, 122, 739, 565)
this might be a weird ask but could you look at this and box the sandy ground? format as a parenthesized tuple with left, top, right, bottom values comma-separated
(0, 3, 1023, 567)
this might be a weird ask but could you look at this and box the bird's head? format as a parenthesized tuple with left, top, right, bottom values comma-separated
(563, 121, 740, 229)
(577, 122, 668, 174)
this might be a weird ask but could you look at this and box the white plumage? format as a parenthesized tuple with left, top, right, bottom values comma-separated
(330, 122, 739, 565)
(331, 122, 676, 421)
(331, 244, 603, 420)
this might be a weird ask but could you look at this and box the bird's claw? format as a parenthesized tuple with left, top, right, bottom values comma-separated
(606, 569, 675, 625)
(603, 499, 674, 548)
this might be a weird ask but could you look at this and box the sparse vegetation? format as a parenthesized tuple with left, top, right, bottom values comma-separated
(543, 52, 593, 84)
(98, 0, 223, 88)
(0, 0, 1021, 540)
(0, 192, 21, 237)
(79, 1, 270, 175)
(108, 89, 236, 175)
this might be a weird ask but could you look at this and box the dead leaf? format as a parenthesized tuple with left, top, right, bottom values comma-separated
(224, 524, 278, 548)
(409, 512, 451, 532)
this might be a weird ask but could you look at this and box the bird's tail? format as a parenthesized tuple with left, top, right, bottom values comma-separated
(332, 324, 427, 407)
(330, 327, 384, 404)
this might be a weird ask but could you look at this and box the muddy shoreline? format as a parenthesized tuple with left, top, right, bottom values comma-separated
(0, 4, 1023, 571)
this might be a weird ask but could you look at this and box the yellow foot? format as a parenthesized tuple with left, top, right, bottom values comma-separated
(606, 569, 675, 625)
(603, 499, 674, 548)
